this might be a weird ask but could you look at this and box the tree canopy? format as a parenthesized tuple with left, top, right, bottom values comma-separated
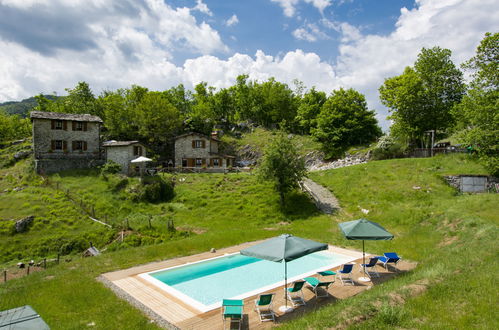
(453, 32, 498, 175)
(313, 88, 381, 159)
(380, 46, 464, 145)
(256, 131, 306, 205)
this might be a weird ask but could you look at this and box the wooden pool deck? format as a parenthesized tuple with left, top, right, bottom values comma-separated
(101, 241, 415, 329)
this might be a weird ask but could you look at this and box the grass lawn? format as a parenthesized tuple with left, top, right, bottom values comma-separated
(222, 127, 323, 157)
(0, 154, 497, 329)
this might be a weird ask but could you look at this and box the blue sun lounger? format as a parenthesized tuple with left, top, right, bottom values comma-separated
(377, 252, 401, 270)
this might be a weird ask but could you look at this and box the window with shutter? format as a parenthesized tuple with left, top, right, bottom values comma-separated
(73, 122, 84, 131)
(133, 146, 142, 156)
(83, 122, 87, 131)
(63, 121, 67, 130)
(53, 140, 63, 150)
(195, 158, 203, 167)
(53, 120, 63, 130)
(83, 141, 87, 151)
(63, 141, 67, 150)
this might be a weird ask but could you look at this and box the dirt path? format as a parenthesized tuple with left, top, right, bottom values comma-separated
(301, 178, 340, 214)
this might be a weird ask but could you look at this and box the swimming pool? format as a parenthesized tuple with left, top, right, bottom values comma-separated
(139, 250, 356, 312)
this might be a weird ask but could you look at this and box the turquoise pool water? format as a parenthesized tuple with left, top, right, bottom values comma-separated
(145, 251, 355, 310)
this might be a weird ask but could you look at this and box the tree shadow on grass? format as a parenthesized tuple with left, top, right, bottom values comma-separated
(55, 168, 101, 178)
(281, 190, 321, 220)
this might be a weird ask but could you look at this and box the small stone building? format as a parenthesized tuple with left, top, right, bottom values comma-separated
(174, 132, 234, 169)
(30, 111, 104, 174)
(102, 140, 146, 175)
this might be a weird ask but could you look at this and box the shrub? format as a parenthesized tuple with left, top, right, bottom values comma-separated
(126, 175, 174, 203)
(100, 161, 122, 176)
(371, 135, 407, 160)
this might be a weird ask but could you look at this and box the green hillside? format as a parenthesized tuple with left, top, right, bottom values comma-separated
(0, 95, 59, 117)
(0, 154, 497, 329)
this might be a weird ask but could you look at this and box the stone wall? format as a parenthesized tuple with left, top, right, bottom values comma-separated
(174, 135, 222, 167)
(35, 158, 105, 174)
(32, 118, 100, 157)
(105, 144, 145, 174)
(32, 118, 102, 173)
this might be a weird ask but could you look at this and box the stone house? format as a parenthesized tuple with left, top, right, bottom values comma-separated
(30, 111, 104, 173)
(174, 132, 234, 169)
(102, 140, 146, 175)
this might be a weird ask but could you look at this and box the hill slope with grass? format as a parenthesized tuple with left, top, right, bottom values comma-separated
(0, 154, 497, 329)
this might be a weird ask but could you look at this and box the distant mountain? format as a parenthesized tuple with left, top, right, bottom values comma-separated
(0, 95, 60, 117)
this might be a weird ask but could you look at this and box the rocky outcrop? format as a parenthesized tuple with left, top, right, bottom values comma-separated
(308, 153, 370, 171)
(15, 215, 34, 233)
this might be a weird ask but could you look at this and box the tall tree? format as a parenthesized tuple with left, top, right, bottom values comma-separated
(135, 92, 182, 154)
(256, 131, 306, 205)
(453, 32, 498, 175)
(380, 47, 464, 145)
(313, 88, 381, 159)
(295, 87, 326, 134)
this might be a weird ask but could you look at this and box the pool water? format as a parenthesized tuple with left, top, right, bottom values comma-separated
(141, 251, 356, 311)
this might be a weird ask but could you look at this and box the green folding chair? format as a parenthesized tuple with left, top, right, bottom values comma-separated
(222, 299, 244, 330)
(286, 280, 306, 307)
(303, 277, 334, 298)
(254, 293, 275, 322)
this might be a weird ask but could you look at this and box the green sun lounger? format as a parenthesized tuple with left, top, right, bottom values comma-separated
(222, 299, 244, 330)
(286, 280, 306, 306)
(303, 277, 334, 298)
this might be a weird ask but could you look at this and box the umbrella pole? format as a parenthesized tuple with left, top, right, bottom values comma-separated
(363, 240, 366, 275)
(284, 261, 288, 309)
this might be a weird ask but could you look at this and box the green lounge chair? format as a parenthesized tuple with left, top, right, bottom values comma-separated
(303, 277, 334, 298)
(254, 293, 275, 322)
(286, 280, 306, 307)
(222, 299, 244, 330)
(317, 270, 336, 277)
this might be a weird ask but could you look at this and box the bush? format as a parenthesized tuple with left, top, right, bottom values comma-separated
(371, 135, 407, 160)
(126, 175, 174, 203)
(100, 161, 122, 176)
(106, 175, 129, 192)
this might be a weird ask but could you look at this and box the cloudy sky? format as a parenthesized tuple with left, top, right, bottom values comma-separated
(0, 0, 497, 128)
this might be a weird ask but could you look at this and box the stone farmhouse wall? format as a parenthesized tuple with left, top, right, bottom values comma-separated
(31, 115, 103, 174)
(32, 118, 101, 156)
(105, 143, 145, 174)
(175, 133, 232, 168)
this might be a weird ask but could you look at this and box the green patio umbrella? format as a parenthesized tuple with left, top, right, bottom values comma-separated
(338, 219, 393, 281)
(240, 234, 328, 311)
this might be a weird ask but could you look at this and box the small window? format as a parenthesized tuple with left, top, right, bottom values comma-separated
(54, 120, 63, 130)
(54, 140, 63, 150)
(195, 158, 203, 167)
(213, 158, 219, 167)
(133, 146, 142, 156)
(74, 122, 84, 131)
(73, 141, 84, 151)
(195, 140, 203, 148)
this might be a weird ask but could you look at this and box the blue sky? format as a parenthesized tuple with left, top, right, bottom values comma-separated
(0, 0, 497, 129)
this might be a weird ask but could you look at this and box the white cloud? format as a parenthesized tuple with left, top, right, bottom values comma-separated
(304, 0, 331, 14)
(192, 0, 212, 16)
(271, 0, 299, 17)
(292, 23, 329, 42)
(225, 14, 239, 27)
(271, 0, 331, 17)
(0, 0, 497, 131)
(183, 50, 337, 92)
